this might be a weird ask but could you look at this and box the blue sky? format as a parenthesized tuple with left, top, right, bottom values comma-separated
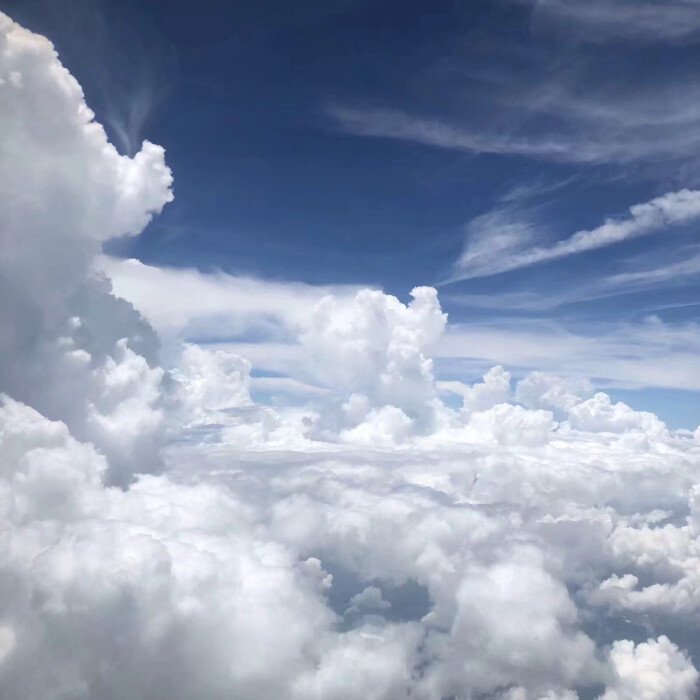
(7, 0, 700, 427)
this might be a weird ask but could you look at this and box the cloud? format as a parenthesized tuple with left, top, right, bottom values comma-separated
(327, 92, 700, 167)
(101, 256, 363, 342)
(568, 392, 668, 437)
(172, 344, 253, 423)
(450, 188, 700, 280)
(436, 317, 700, 391)
(441, 365, 513, 415)
(516, 372, 594, 416)
(601, 637, 699, 699)
(0, 11, 172, 483)
(447, 205, 544, 282)
(299, 287, 446, 424)
(144, 283, 700, 399)
(326, 105, 591, 161)
(526, 0, 700, 44)
(602, 247, 700, 291)
(444, 245, 700, 313)
(3, 11, 700, 700)
(326, 36, 700, 172)
(6, 369, 700, 698)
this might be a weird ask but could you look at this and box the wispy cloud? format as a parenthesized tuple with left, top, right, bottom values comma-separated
(526, 0, 700, 43)
(445, 202, 543, 282)
(31, 0, 177, 156)
(326, 105, 585, 161)
(326, 93, 700, 168)
(449, 188, 700, 281)
(444, 243, 700, 313)
(604, 248, 700, 289)
(436, 316, 700, 391)
(498, 175, 581, 204)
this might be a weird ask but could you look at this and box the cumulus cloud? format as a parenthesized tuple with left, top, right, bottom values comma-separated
(3, 11, 700, 700)
(516, 372, 593, 416)
(601, 636, 699, 699)
(173, 344, 252, 421)
(567, 393, 668, 437)
(300, 287, 446, 424)
(0, 11, 172, 483)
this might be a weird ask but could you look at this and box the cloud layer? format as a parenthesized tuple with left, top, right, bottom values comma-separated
(1, 12, 700, 700)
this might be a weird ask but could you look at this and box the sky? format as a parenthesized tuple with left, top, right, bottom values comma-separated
(3, 4, 700, 699)
(5, 0, 700, 427)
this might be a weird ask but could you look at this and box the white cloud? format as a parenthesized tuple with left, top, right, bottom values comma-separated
(340, 405, 414, 447)
(452, 189, 700, 280)
(326, 105, 590, 161)
(526, 0, 700, 44)
(0, 11, 173, 483)
(326, 24, 700, 173)
(516, 372, 593, 416)
(600, 637, 699, 700)
(444, 246, 700, 313)
(457, 365, 513, 414)
(326, 94, 700, 167)
(101, 256, 362, 342)
(3, 11, 700, 700)
(602, 248, 700, 291)
(466, 402, 556, 447)
(108, 261, 700, 402)
(300, 287, 446, 424)
(567, 393, 668, 437)
(173, 344, 252, 423)
(436, 318, 700, 392)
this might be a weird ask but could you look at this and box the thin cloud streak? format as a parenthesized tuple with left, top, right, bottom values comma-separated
(445, 245, 700, 312)
(435, 317, 700, 391)
(449, 188, 700, 281)
(326, 105, 583, 161)
(526, 0, 700, 43)
(326, 96, 700, 168)
(606, 249, 700, 288)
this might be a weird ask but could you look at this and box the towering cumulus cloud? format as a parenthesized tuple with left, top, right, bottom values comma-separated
(0, 12, 173, 484)
(1, 12, 700, 700)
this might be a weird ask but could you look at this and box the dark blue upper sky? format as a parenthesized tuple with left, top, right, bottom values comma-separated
(5, 0, 700, 424)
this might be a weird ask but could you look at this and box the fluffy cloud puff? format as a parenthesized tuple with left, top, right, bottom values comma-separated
(601, 637, 699, 700)
(2, 11, 700, 700)
(0, 12, 172, 484)
(301, 286, 446, 425)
